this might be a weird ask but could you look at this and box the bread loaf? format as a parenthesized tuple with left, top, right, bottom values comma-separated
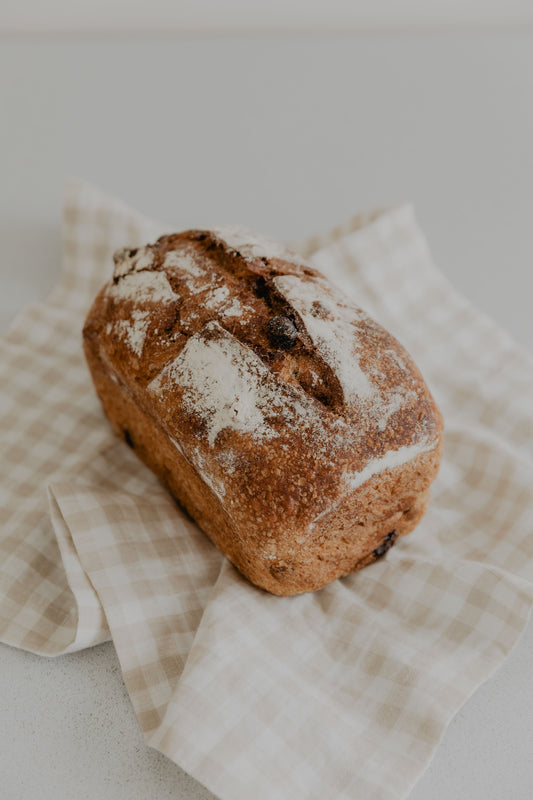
(83, 226, 443, 596)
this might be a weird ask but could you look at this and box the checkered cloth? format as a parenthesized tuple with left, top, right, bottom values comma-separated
(2, 180, 533, 800)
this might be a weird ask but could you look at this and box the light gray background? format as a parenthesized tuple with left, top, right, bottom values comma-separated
(4, 0, 533, 34)
(1, 32, 532, 799)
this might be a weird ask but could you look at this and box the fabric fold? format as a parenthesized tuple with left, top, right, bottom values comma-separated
(48, 445, 224, 738)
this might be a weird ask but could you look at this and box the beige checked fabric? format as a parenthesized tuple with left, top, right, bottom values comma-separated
(1, 179, 533, 800)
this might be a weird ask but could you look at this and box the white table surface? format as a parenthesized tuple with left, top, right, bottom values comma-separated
(1, 32, 532, 800)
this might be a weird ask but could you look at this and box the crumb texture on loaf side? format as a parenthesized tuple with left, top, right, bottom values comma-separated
(83, 226, 443, 595)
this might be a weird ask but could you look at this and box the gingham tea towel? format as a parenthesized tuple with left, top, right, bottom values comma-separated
(1, 180, 533, 800)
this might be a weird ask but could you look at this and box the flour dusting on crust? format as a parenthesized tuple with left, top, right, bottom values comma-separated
(193, 448, 227, 501)
(308, 437, 438, 536)
(221, 298, 244, 318)
(148, 321, 328, 448)
(375, 389, 417, 431)
(346, 438, 438, 490)
(113, 246, 154, 279)
(205, 286, 230, 308)
(107, 271, 180, 305)
(273, 274, 374, 403)
(163, 249, 204, 278)
(212, 225, 303, 265)
(113, 309, 150, 357)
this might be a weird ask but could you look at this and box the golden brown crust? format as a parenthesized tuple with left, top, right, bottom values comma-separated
(83, 227, 444, 595)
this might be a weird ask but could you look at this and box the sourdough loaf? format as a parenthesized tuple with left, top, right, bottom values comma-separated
(83, 226, 443, 595)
